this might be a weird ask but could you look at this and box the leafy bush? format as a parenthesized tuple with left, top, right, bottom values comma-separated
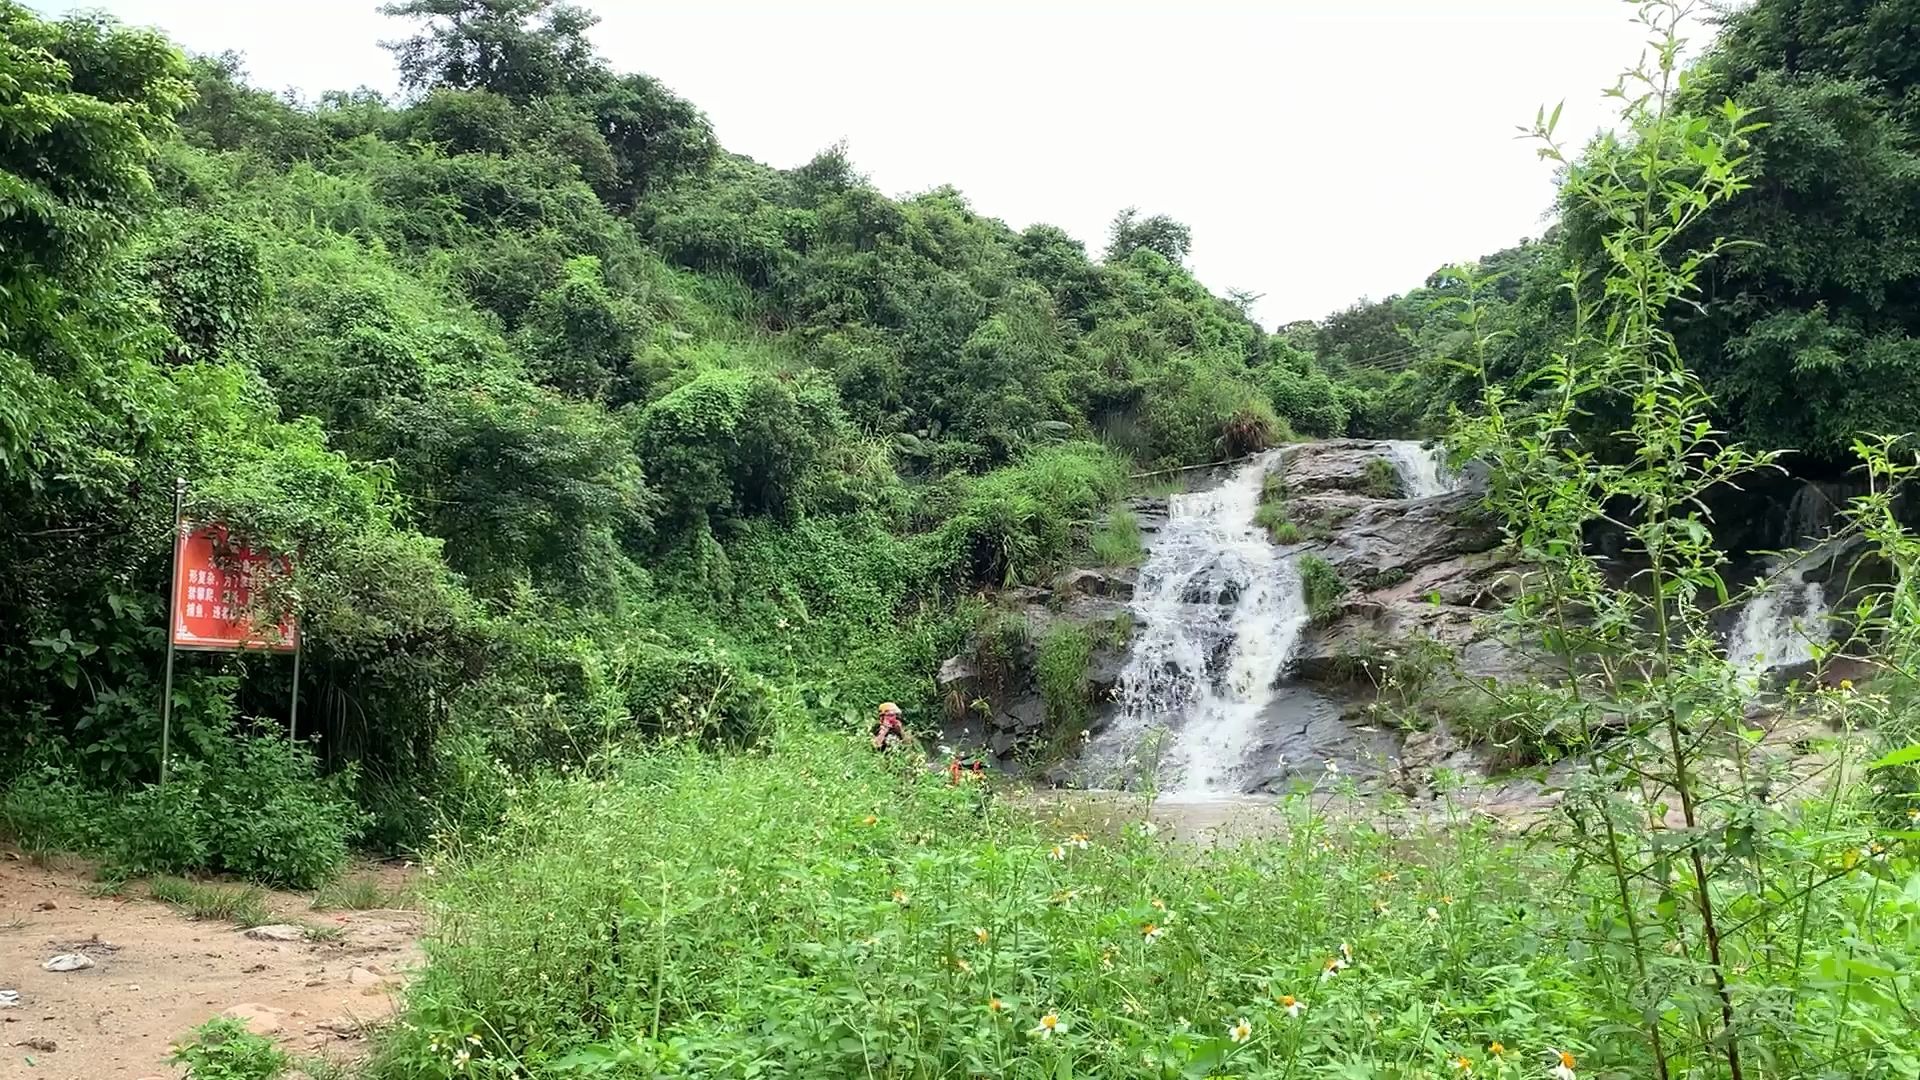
(200, 732, 365, 887)
(619, 640, 774, 747)
(109, 764, 214, 876)
(12, 731, 364, 888)
(0, 763, 100, 856)
(1296, 554, 1344, 623)
(172, 1016, 288, 1080)
(1266, 366, 1349, 438)
(935, 443, 1127, 587)
(1137, 358, 1282, 467)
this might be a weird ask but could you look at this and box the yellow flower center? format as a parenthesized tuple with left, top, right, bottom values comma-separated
(1559, 1050, 1577, 1068)
(1488, 1042, 1505, 1055)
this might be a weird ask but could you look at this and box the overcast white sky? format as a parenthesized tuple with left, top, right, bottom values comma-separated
(45, 1, 1719, 326)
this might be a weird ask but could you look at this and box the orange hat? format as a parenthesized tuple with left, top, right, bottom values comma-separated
(878, 702, 901, 716)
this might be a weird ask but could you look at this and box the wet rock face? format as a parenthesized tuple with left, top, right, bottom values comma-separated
(943, 441, 1523, 787)
(1053, 568, 1136, 601)
(1280, 440, 1523, 689)
(1313, 491, 1502, 583)
(935, 566, 1138, 770)
(1282, 439, 1407, 497)
(1239, 684, 1403, 794)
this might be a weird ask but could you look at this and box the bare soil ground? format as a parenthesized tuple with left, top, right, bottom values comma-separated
(0, 852, 422, 1080)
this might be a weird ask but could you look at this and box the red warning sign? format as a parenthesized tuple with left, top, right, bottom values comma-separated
(170, 524, 298, 653)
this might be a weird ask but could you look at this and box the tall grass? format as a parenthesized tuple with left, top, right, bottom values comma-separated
(1035, 624, 1094, 758)
(370, 727, 1908, 1079)
(1298, 554, 1344, 623)
(149, 877, 272, 926)
(1089, 508, 1145, 567)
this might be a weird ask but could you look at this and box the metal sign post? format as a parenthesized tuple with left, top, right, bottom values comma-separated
(160, 497, 304, 778)
(159, 477, 185, 788)
(289, 635, 302, 742)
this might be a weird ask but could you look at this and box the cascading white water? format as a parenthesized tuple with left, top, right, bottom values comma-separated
(1383, 440, 1455, 498)
(1727, 565, 1829, 675)
(1726, 484, 1844, 678)
(1088, 451, 1308, 798)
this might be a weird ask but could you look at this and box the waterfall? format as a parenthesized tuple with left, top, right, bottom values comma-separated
(1726, 565, 1830, 675)
(1726, 484, 1846, 677)
(1086, 451, 1308, 798)
(1383, 440, 1455, 498)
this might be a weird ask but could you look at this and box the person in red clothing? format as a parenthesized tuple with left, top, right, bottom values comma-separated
(871, 701, 908, 751)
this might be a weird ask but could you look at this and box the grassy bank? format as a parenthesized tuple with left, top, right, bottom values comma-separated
(370, 725, 1913, 1079)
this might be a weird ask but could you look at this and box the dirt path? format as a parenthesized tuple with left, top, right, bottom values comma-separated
(0, 853, 422, 1080)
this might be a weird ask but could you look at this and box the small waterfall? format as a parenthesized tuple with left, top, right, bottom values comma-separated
(1726, 484, 1847, 677)
(1087, 451, 1308, 797)
(1384, 440, 1456, 499)
(1727, 565, 1830, 675)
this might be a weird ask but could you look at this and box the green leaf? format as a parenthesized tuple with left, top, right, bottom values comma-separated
(1868, 744, 1920, 770)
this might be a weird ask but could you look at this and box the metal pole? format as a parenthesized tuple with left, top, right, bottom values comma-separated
(159, 477, 185, 788)
(289, 634, 301, 742)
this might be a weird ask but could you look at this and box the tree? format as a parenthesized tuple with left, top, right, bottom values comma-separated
(178, 52, 327, 159)
(0, 1, 193, 482)
(1556, 0, 1920, 461)
(519, 255, 646, 402)
(1104, 206, 1192, 264)
(586, 72, 718, 207)
(382, 0, 602, 103)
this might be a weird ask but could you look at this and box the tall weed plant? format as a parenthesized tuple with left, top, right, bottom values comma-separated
(1443, 5, 1920, 1077)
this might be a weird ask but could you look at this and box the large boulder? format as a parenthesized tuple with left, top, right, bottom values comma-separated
(1292, 480, 1527, 687)
(1281, 440, 1401, 497)
(1052, 568, 1135, 601)
(1239, 684, 1403, 794)
(1316, 490, 1502, 583)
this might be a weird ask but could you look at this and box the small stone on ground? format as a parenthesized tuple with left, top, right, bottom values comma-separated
(224, 1002, 287, 1036)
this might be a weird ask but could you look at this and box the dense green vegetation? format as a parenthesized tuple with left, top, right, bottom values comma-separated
(1296, 0, 1920, 466)
(0, 0, 1366, 858)
(376, 723, 1914, 1080)
(7, 1, 1920, 1079)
